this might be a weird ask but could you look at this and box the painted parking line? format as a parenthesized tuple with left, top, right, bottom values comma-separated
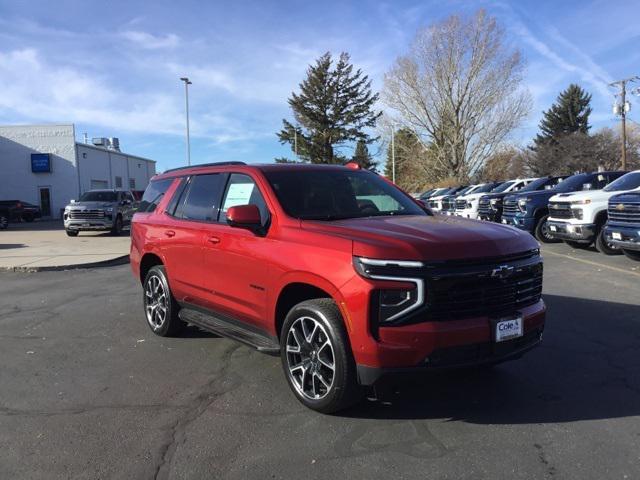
(542, 248, 640, 278)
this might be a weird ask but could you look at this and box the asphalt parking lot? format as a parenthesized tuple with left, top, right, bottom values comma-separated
(1, 243, 639, 479)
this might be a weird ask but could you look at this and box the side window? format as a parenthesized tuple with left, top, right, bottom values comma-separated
(220, 174, 268, 224)
(165, 177, 188, 216)
(138, 178, 173, 212)
(180, 174, 226, 222)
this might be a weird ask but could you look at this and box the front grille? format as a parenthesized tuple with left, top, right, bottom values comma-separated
(548, 202, 573, 219)
(441, 198, 454, 212)
(478, 197, 492, 215)
(455, 199, 467, 210)
(608, 201, 640, 224)
(423, 253, 543, 321)
(69, 209, 105, 219)
(503, 199, 518, 215)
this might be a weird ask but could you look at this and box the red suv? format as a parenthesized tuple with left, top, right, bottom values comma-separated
(131, 162, 545, 412)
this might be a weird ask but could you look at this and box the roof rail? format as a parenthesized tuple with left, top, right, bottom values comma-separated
(163, 161, 246, 174)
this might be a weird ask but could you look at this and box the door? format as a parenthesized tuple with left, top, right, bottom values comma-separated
(38, 187, 51, 217)
(160, 173, 227, 308)
(203, 173, 271, 329)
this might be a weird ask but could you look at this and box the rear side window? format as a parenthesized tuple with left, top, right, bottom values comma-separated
(138, 179, 173, 212)
(178, 174, 226, 221)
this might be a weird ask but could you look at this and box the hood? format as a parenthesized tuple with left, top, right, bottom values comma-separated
(301, 214, 537, 261)
(481, 192, 508, 201)
(458, 192, 486, 201)
(549, 189, 611, 203)
(609, 191, 640, 203)
(67, 201, 115, 209)
(505, 189, 555, 203)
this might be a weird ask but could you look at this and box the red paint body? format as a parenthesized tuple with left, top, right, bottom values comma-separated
(131, 163, 545, 371)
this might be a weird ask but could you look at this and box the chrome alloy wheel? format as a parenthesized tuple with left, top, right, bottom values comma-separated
(285, 316, 335, 400)
(144, 274, 168, 330)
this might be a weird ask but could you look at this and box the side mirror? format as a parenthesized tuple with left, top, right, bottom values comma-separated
(70, 199, 76, 204)
(226, 204, 262, 231)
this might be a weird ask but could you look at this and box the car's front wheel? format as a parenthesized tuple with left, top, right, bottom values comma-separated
(111, 215, 123, 236)
(534, 215, 560, 243)
(595, 228, 621, 255)
(65, 230, 79, 237)
(280, 298, 363, 413)
(622, 249, 640, 261)
(143, 265, 184, 336)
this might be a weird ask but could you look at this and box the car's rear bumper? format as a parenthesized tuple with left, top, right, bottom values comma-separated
(604, 224, 640, 251)
(546, 221, 596, 243)
(353, 300, 546, 385)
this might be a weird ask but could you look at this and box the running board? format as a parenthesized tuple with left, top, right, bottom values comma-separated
(179, 307, 280, 355)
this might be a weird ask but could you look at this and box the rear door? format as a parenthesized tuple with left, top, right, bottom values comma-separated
(160, 173, 228, 308)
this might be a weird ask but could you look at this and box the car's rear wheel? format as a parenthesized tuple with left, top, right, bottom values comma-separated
(622, 249, 640, 261)
(65, 230, 79, 237)
(143, 265, 184, 336)
(595, 228, 621, 255)
(22, 214, 34, 222)
(281, 298, 363, 413)
(534, 215, 560, 243)
(111, 215, 123, 236)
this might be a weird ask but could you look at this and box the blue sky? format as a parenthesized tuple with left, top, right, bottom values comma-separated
(0, 0, 639, 172)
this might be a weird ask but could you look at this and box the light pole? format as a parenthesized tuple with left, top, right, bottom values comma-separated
(391, 126, 396, 184)
(180, 77, 192, 166)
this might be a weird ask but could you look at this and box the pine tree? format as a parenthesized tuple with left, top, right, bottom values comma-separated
(278, 52, 381, 164)
(534, 84, 592, 148)
(351, 139, 376, 170)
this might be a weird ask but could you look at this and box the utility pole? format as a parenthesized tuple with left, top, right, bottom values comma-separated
(610, 76, 639, 170)
(391, 127, 396, 184)
(294, 126, 298, 161)
(180, 77, 192, 166)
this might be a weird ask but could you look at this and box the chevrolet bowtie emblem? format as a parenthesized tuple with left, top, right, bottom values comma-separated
(616, 203, 625, 211)
(491, 265, 515, 279)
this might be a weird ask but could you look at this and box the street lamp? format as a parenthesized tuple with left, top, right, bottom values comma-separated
(390, 125, 396, 184)
(180, 77, 192, 166)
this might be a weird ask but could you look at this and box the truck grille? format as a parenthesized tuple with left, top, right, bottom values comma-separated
(455, 199, 467, 211)
(69, 210, 105, 219)
(478, 197, 492, 215)
(424, 253, 543, 321)
(548, 202, 573, 219)
(608, 201, 640, 224)
(503, 199, 518, 215)
(441, 197, 454, 212)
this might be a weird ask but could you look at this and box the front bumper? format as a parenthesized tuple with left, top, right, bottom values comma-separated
(546, 221, 596, 243)
(500, 214, 536, 232)
(354, 300, 546, 385)
(454, 209, 479, 220)
(64, 218, 114, 231)
(479, 210, 500, 222)
(604, 224, 640, 251)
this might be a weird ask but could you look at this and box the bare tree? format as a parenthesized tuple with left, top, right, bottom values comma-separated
(383, 10, 530, 181)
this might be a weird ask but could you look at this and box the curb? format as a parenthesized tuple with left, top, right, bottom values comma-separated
(0, 255, 130, 273)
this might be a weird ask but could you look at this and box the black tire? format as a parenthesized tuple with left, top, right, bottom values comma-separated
(111, 215, 123, 236)
(280, 298, 363, 413)
(622, 249, 640, 261)
(564, 240, 590, 249)
(143, 265, 184, 337)
(0, 215, 7, 230)
(534, 215, 560, 243)
(22, 214, 34, 222)
(595, 227, 621, 255)
(65, 230, 79, 237)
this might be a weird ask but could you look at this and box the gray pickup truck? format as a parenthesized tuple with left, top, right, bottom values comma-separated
(63, 189, 136, 237)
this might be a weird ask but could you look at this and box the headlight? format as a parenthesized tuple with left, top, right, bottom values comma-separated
(105, 207, 114, 213)
(518, 198, 530, 212)
(570, 199, 591, 205)
(353, 257, 425, 324)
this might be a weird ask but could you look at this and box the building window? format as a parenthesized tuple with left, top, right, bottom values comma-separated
(129, 178, 136, 189)
(91, 180, 109, 189)
(115, 176, 123, 188)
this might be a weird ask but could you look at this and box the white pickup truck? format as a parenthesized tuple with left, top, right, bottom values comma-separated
(455, 179, 536, 219)
(546, 170, 640, 254)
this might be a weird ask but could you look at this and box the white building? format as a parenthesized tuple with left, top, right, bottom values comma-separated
(0, 124, 156, 218)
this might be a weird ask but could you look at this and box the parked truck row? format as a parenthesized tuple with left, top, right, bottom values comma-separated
(419, 170, 640, 262)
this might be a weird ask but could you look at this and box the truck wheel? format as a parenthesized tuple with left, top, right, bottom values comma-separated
(111, 215, 123, 236)
(622, 249, 640, 261)
(66, 230, 79, 237)
(534, 215, 560, 243)
(595, 228, 621, 255)
(143, 265, 184, 337)
(0, 215, 7, 230)
(22, 214, 34, 222)
(280, 298, 363, 413)
(564, 240, 589, 249)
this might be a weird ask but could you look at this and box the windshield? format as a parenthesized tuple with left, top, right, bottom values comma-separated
(520, 177, 557, 192)
(603, 172, 640, 192)
(455, 186, 473, 196)
(263, 169, 427, 220)
(491, 181, 516, 193)
(553, 174, 594, 193)
(78, 191, 117, 202)
(474, 183, 499, 194)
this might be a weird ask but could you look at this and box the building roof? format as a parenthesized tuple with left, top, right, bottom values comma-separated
(75, 142, 156, 164)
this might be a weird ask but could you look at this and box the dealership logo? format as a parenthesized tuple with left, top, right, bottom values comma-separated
(491, 265, 515, 279)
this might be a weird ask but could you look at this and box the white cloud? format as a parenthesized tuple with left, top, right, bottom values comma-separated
(120, 30, 180, 49)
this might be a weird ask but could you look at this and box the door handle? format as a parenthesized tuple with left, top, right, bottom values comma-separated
(164, 230, 176, 238)
(207, 236, 221, 245)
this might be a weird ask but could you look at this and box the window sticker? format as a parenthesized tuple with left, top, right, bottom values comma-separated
(223, 183, 255, 211)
